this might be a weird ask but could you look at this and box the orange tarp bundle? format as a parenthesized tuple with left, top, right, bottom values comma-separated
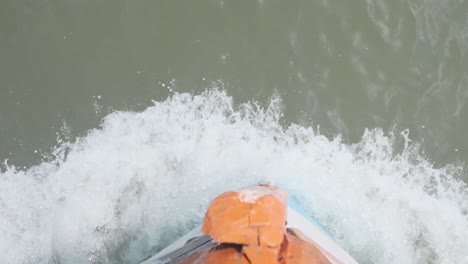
(178, 185, 332, 264)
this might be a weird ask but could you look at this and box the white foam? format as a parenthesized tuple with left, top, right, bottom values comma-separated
(238, 188, 264, 203)
(237, 185, 278, 203)
(0, 90, 467, 264)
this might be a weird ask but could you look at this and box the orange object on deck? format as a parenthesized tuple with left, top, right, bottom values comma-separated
(184, 184, 333, 264)
(140, 184, 358, 264)
(202, 184, 287, 247)
(280, 228, 332, 264)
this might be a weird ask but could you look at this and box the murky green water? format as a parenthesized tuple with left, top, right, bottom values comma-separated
(1, 1, 467, 167)
(1, 1, 468, 263)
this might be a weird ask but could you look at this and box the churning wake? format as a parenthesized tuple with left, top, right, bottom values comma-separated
(0, 90, 467, 264)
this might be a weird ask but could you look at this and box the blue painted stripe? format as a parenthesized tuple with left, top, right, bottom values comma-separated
(288, 194, 336, 239)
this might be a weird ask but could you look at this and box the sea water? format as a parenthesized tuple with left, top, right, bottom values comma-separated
(2, 1, 468, 263)
(1, 90, 467, 264)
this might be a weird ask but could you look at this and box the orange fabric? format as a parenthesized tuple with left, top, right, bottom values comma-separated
(201, 191, 256, 245)
(202, 185, 287, 247)
(243, 245, 280, 264)
(279, 228, 332, 264)
(178, 185, 334, 264)
(288, 228, 341, 264)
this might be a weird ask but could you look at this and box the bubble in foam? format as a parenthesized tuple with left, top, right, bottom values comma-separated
(0, 89, 467, 264)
